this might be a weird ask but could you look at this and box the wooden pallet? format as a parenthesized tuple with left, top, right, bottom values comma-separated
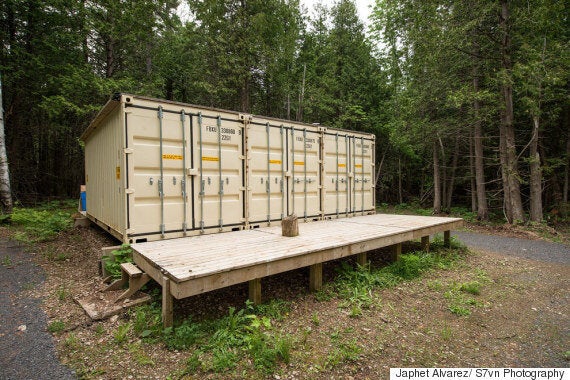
(131, 213, 463, 326)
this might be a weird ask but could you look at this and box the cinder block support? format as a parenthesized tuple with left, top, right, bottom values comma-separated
(356, 252, 367, 267)
(249, 278, 262, 305)
(421, 236, 430, 252)
(162, 276, 173, 328)
(309, 263, 323, 292)
(444, 230, 451, 248)
(391, 243, 402, 262)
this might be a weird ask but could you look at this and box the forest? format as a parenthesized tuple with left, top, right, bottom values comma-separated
(0, 0, 568, 224)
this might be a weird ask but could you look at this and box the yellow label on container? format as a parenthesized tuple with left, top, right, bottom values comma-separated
(202, 156, 219, 162)
(115, 166, 120, 179)
(338, 163, 346, 168)
(355, 164, 363, 168)
(163, 154, 183, 160)
(269, 159, 282, 165)
(293, 161, 305, 166)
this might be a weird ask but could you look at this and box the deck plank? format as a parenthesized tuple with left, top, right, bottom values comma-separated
(132, 214, 463, 286)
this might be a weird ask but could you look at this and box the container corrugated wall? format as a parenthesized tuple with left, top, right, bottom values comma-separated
(83, 100, 126, 240)
(81, 94, 375, 243)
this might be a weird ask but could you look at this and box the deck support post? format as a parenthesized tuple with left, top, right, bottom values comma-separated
(249, 278, 262, 305)
(162, 277, 173, 328)
(356, 252, 367, 267)
(444, 230, 451, 248)
(391, 243, 402, 262)
(309, 263, 323, 292)
(421, 236, 430, 252)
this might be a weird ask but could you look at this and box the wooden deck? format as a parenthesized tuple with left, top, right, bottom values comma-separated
(131, 214, 463, 326)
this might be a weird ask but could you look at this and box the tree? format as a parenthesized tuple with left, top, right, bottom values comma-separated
(0, 73, 12, 213)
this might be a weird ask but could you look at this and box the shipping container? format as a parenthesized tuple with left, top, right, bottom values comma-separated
(81, 94, 375, 243)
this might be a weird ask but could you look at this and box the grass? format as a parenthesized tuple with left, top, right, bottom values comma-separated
(8, 201, 75, 243)
(459, 281, 481, 295)
(64, 333, 80, 350)
(128, 342, 155, 366)
(48, 320, 66, 333)
(114, 323, 131, 345)
(322, 238, 465, 315)
(94, 324, 105, 335)
(325, 338, 362, 368)
(125, 299, 295, 375)
(311, 312, 320, 326)
(56, 285, 69, 301)
(444, 279, 484, 316)
(2, 255, 12, 267)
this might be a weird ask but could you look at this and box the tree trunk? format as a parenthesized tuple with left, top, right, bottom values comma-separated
(500, 0, 524, 223)
(297, 63, 306, 122)
(469, 129, 477, 212)
(529, 116, 542, 222)
(433, 141, 441, 214)
(240, 75, 250, 113)
(473, 74, 489, 220)
(398, 156, 403, 204)
(374, 149, 386, 187)
(105, 36, 115, 78)
(0, 73, 13, 214)
(445, 134, 460, 211)
(439, 138, 447, 212)
(499, 125, 512, 222)
(562, 105, 570, 203)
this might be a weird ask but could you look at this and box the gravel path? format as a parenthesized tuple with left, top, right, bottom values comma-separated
(454, 231, 570, 265)
(0, 240, 75, 380)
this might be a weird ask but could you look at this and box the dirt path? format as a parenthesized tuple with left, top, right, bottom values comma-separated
(0, 240, 75, 380)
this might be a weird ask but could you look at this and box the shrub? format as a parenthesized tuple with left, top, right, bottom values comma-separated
(10, 207, 72, 242)
(101, 244, 133, 279)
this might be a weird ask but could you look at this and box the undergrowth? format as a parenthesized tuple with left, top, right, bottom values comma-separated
(126, 299, 293, 375)
(6, 201, 75, 243)
(116, 239, 466, 377)
(101, 244, 133, 279)
(324, 236, 465, 315)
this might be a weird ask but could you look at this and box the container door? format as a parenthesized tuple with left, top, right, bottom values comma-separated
(351, 136, 374, 214)
(248, 123, 286, 225)
(129, 106, 187, 239)
(289, 128, 321, 220)
(193, 113, 244, 231)
(323, 133, 350, 217)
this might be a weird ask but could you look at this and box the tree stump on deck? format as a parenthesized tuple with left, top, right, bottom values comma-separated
(282, 214, 299, 237)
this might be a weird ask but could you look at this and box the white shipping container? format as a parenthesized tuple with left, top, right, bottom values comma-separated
(81, 94, 375, 243)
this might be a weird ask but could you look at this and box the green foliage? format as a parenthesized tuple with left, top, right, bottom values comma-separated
(10, 206, 72, 243)
(325, 338, 362, 368)
(132, 304, 163, 341)
(210, 347, 238, 372)
(459, 281, 481, 295)
(311, 312, 320, 326)
(445, 280, 484, 317)
(328, 245, 465, 314)
(163, 319, 204, 351)
(48, 320, 66, 333)
(113, 323, 131, 345)
(1, 255, 12, 267)
(56, 285, 69, 301)
(64, 333, 80, 350)
(132, 299, 293, 375)
(101, 245, 133, 280)
(252, 299, 291, 322)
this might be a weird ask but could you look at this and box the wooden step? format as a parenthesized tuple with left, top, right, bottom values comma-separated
(121, 262, 142, 278)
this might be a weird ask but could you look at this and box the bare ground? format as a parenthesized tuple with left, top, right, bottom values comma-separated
(1, 224, 569, 379)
